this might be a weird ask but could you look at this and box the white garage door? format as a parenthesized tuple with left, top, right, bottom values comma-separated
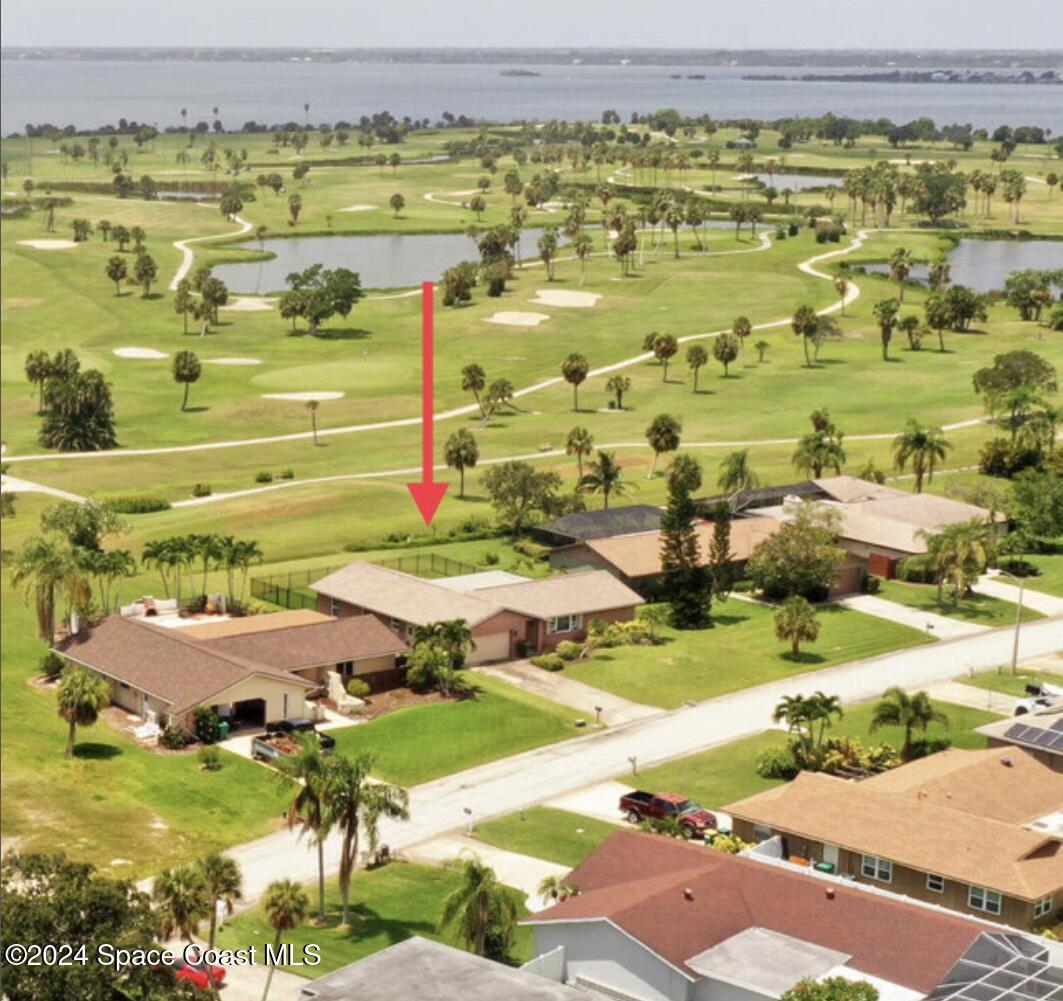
(467, 631, 511, 665)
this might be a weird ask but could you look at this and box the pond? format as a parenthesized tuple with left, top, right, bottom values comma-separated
(862, 238, 1063, 294)
(746, 172, 843, 192)
(211, 228, 553, 292)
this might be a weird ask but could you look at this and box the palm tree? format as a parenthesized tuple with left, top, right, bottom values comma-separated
(561, 353, 589, 411)
(645, 413, 682, 479)
(565, 427, 594, 479)
(9, 536, 81, 640)
(198, 853, 243, 948)
(278, 732, 331, 924)
(461, 363, 488, 418)
(891, 420, 952, 492)
(771, 693, 813, 750)
(833, 276, 849, 316)
(792, 429, 846, 478)
(57, 666, 110, 757)
(605, 374, 630, 409)
(920, 520, 993, 605)
(869, 687, 949, 761)
(773, 595, 820, 660)
(717, 449, 760, 493)
(731, 315, 753, 362)
(578, 451, 630, 510)
(153, 865, 210, 943)
(791, 305, 819, 368)
(873, 298, 900, 361)
(538, 874, 578, 905)
(322, 752, 409, 929)
(305, 399, 320, 445)
(686, 344, 708, 391)
(806, 690, 844, 746)
(445, 429, 479, 499)
(888, 247, 913, 301)
(438, 854, 520, 958)
(172, 351, 201, 411)
(24, 350, 51, 412)
(260, 879, 310, 1001)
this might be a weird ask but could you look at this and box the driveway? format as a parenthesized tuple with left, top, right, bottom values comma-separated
(405, 834, 569, 912)
(160, 936, 308, 1001)
(924, 679, 1020, 715)
(475, 661, 660, 725)
(835, 593, 988, 641)
(204, 615, 1063, 907)
(977, 572, 1063, 617)
(546, 780, 735, 830)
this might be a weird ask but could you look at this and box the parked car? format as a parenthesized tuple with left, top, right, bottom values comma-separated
(1015, 682, 1063, 716)
(618, 790, 717, 838)
(173, 956, 226, 990)
(264, 717, 336, 749)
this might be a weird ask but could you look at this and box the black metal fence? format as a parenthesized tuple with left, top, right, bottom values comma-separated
(250, 553, 479, 610)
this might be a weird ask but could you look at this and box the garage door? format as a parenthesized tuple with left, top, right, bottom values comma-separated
(467, 631, 511, 665)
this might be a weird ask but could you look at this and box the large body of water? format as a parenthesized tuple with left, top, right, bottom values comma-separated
(863, 239, 1063, 293)
(2, 60, 1060, 135)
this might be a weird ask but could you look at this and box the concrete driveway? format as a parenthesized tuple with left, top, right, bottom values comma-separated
(475, 660, 660, 725)
(977, 572, 1063, 617)
(545, 780, 733, 829)
(924, 679, 1020, 715)
(835, 593, 988, 641)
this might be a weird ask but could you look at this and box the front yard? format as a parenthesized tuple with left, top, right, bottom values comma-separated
(562, 601, 932, 709)
(620, 699, 1002, 811)
(472, 807, 620, 868)
(997, 539, 1063, 598)
(215, 862, 533, 975)
(876, 579, 1042, 625)
(959, 666, 1063, 698)
(328, 674, 587, 786)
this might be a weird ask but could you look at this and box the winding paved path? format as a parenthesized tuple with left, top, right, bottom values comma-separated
(168, 214, 253, 291)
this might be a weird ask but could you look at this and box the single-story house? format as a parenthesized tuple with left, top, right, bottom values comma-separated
(311, 562, 644, 660)
(297, 936, 586, 1001)
(550, 516, 781, 596)
(977, 704, 1063, 773)
(529, 504, 663, 548)
(524, 829, 1012, 1001)
(725, 747, 1063, 931)
(54, 607, 407, 732)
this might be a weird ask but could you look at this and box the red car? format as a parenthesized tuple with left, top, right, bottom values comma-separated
(173, 956, 226, 990)
(619, 790, 717, 838)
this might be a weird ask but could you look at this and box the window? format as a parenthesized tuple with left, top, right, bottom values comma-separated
(968, 886, 1002, 915)
(390, 618, 404, 632)
(548, 613, 582, 635)
(926, 873, 945, 893)
(1034, 895, 1054, 920)
(860, 855, 893, 883)
(753, 824, 773, 843)
(329, 597, 340, 616)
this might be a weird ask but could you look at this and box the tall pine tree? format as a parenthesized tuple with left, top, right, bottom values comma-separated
(659, 459, 711, 629)
(708, 500, 734, 602)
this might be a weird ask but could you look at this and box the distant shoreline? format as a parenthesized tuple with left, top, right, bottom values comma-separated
(744, 70, 1062, 85)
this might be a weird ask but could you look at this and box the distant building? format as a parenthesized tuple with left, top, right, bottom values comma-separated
(726, 747, 1063, 930)
(977, 704, 1063, 773)
(530, 505, 664, 548)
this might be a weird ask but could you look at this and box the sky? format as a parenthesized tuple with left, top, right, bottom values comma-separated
(1, 0, 1061, 50)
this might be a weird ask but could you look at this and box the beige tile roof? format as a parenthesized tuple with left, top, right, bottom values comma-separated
(814, 476, 907, 503)
(575, 516, 781, 579)
(473, 570, 644, 619)
(312, 562, 504, 627)
(178, 609, 331, 640)
(725, 766, 1063, 901)
(55, 616, 313, 716)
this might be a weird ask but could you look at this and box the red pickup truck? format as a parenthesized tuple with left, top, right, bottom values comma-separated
(619, 790, 717, 839)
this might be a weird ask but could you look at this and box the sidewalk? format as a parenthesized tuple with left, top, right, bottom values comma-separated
(475, 660, 660, 725)
(835, 593, 988, 641)
(977, 572, 1063, 617)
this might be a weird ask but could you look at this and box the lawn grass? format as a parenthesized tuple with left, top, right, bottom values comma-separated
(621, 699, 1002, 811)
(214, 862, 532, 976)
(876, 578, 1043, 624)
(996, 540, 1063, 598)
(328, 674, 587, 786)
(563, 600, 932, 709)
(959, 667, 1063, 698)
(472, 807, 621, 868)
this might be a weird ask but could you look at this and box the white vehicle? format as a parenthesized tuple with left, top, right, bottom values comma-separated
(1015, 682, 1063, 716)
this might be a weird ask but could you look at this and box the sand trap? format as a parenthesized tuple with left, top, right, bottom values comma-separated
(485, 311, 551, 327)
(114, 347, 169, 360)
(531, 289, 601, 309)
(222, 297, 275, 312)
(4, 297, 43, 309)
(205, 356, 262, 366)
(732, 174, 757, 182)
(18, 239, 78, 250)
(889, 158, 937, 165)
(262, 391, 345, 401)
(338, 204, 376, 213)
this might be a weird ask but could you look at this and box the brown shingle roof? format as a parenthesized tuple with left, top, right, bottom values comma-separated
(525, 831, 988, 991)
(725, 767, 1063, 901)
(55, 616, 313, 715)
(204, 614, 407, 670)
(472, 570, 644, 619)
(572, 516, 780, 579)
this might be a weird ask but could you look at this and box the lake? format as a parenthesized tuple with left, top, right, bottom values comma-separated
(862, 238, 1063, 293)
(3, 60, 1061, 134)
(211, 228, 553, 292)
(747, 172, 842, 192)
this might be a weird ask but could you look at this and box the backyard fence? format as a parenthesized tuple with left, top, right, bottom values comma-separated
(250, 553, 478, 610)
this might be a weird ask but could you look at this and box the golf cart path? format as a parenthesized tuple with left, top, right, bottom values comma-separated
(168, 214, 253, 291)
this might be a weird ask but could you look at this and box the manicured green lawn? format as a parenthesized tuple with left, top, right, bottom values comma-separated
(472, 807, 620, 868)
(876, 578, 1042, 624)
(563, 601, 932, 709)
(329, 674, 587, 786)
(622, 699, 1002, 811)
(997, 541, 1063, 598)
(960, 667, 1063, 698)
(215, 862, 532, 975)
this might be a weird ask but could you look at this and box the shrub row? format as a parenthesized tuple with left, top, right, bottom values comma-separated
(101, 494, 172, 513)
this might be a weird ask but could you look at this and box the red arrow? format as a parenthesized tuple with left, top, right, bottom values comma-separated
(406, 281, 449, 524)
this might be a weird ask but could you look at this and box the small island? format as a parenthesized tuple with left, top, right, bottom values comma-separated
(500, 68, 541, 77)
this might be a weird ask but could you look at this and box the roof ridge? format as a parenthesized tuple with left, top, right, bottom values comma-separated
(133, 617, 290, 674)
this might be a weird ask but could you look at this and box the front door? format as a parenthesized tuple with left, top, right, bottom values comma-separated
(823, 844, 840, 868)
